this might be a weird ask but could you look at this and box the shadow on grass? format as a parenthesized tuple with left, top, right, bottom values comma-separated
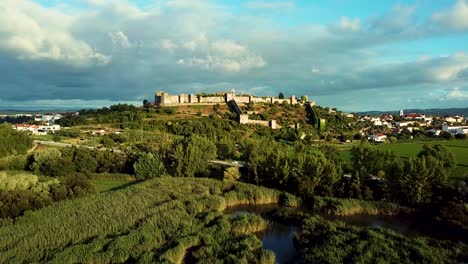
(104, 181, 139, 193)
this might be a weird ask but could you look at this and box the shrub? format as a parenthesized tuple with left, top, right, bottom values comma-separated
(133, 153, 166, 180)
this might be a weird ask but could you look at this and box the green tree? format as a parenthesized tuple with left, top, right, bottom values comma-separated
(0, 123, 32, 158)
(170, 136, 217, 177)
(278, 92, 285, 99)
(224, 167, 241, 181)
(395, 156, 448, 205)
(417, 144, 456, 173)
(133, 153, 166, 180)
(73, 148, 98, 174)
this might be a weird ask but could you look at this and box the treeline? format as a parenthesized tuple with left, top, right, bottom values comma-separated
(0, 115, 33, 125)
(0, 172, 94, 218)
(29, 147, 136, 176)
(0, 124, 32, 158)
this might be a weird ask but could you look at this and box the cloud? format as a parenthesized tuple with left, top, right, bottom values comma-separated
(333, 17, 360, 32)
(166, 0, 212, 10)
(0, 0, 109, 66)
(446, 87, 468, 100)
(109, 31, 131, 48)
(432, 0, 468, 30)
(246, 1, 295, 10)
(176, 39, 266, 72)
(159, 39, 178, 51)
(0, 0, 468, 111)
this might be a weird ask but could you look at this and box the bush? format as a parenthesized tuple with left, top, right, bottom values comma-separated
(224, 167, 241, 181)
(133, 153, 166, 180)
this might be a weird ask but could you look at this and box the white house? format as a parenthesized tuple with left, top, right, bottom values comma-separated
(368, 133, 387, 142)
(34, 113, 63, 123)
(442, 125, 468, 135)
(395, 122, 408, 128)
(444, 116, 457, 124)
(14, 124, 61, 135)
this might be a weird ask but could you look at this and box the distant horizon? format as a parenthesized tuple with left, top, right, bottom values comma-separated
(1, 103, 467, 115)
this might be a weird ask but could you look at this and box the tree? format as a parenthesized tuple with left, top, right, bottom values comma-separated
(143, 99, 149, 106)
(224, 167, 241, 181)
(417, 144, 456, 174)
(73, 148, 98, 174)
(170, 136, 217, 177)
(395, 156, 447, 205)
(133, 153, 166, 180)
(31, 149, 75, 176)
(278, 92, 285, 99)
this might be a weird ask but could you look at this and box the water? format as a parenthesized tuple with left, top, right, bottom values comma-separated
(223, 204, 461, 264)
(224, 204, 298, 263)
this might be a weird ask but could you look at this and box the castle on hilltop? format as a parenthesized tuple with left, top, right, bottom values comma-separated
(154, 90, 300, 106)
(154, 90, 315, 129)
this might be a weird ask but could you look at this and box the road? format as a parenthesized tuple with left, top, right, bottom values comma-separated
(208, 160, 246, 167)
(33, 140, 95, 149)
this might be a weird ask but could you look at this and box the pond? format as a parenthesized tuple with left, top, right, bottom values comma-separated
(224, 204, 298, 264)
(223, 204, 462, 264)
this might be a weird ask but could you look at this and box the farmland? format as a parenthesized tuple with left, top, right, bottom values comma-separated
(337, 140, 468, 180)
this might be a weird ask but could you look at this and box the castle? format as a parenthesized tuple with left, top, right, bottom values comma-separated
(154, 90, 313, 129)
(154, 90, 298, 106)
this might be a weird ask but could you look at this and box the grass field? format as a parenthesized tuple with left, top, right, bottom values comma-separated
(89, 174, 136, 192)
(90, 178, 135, 192)
(336, 140, 468, 181)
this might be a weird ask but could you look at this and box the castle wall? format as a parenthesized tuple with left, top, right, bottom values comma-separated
(272, 98, 290, 104)
(161, 94, 179, 105)
(234, 96, 250, 104)
(198, 96, 225, 104)
(155, 91, 302, 106)
(251, 97, 272, 104)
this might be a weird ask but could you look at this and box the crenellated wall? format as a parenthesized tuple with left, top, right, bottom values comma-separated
(155, 91, 302, 107)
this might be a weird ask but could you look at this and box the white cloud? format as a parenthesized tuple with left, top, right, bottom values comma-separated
(432, 0, 468, 30)
(335, 16, 361, 32)
(109, 31, 131, 48)
(159, 39, 178, 51)
(182, 41, 197, 50)
(0, 0, 109, 66)
(446, 87, 468, 100)
(166, 0, 212, 10)
(247, 1, 295, 9)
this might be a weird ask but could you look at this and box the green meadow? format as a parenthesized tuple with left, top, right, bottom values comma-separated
(337, 140, 468, 180)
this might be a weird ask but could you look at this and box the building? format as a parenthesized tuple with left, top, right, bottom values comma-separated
(442, 125, 468, 135)
(34, 113, 63, 123)
(405, 113, 425, 120)
(14, 124, 61, 135)
(368, 133, 387, 142)
(395, 122, 408, 128)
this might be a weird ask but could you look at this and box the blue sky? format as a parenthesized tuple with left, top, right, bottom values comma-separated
(1, 0, 468, 111)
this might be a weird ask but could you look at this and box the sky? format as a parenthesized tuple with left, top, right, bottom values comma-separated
(1, 0, 468, 111)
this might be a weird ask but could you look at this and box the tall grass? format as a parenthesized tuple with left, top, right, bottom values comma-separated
(0, 177, 280, 263)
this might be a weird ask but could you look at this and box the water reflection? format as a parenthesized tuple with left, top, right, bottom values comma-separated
(223, 204, 463, 264)
(225, 204, 298, 264)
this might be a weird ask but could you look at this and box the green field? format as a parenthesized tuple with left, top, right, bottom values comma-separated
(90, 178, 135, 192)
(337, 140, 468, 181)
